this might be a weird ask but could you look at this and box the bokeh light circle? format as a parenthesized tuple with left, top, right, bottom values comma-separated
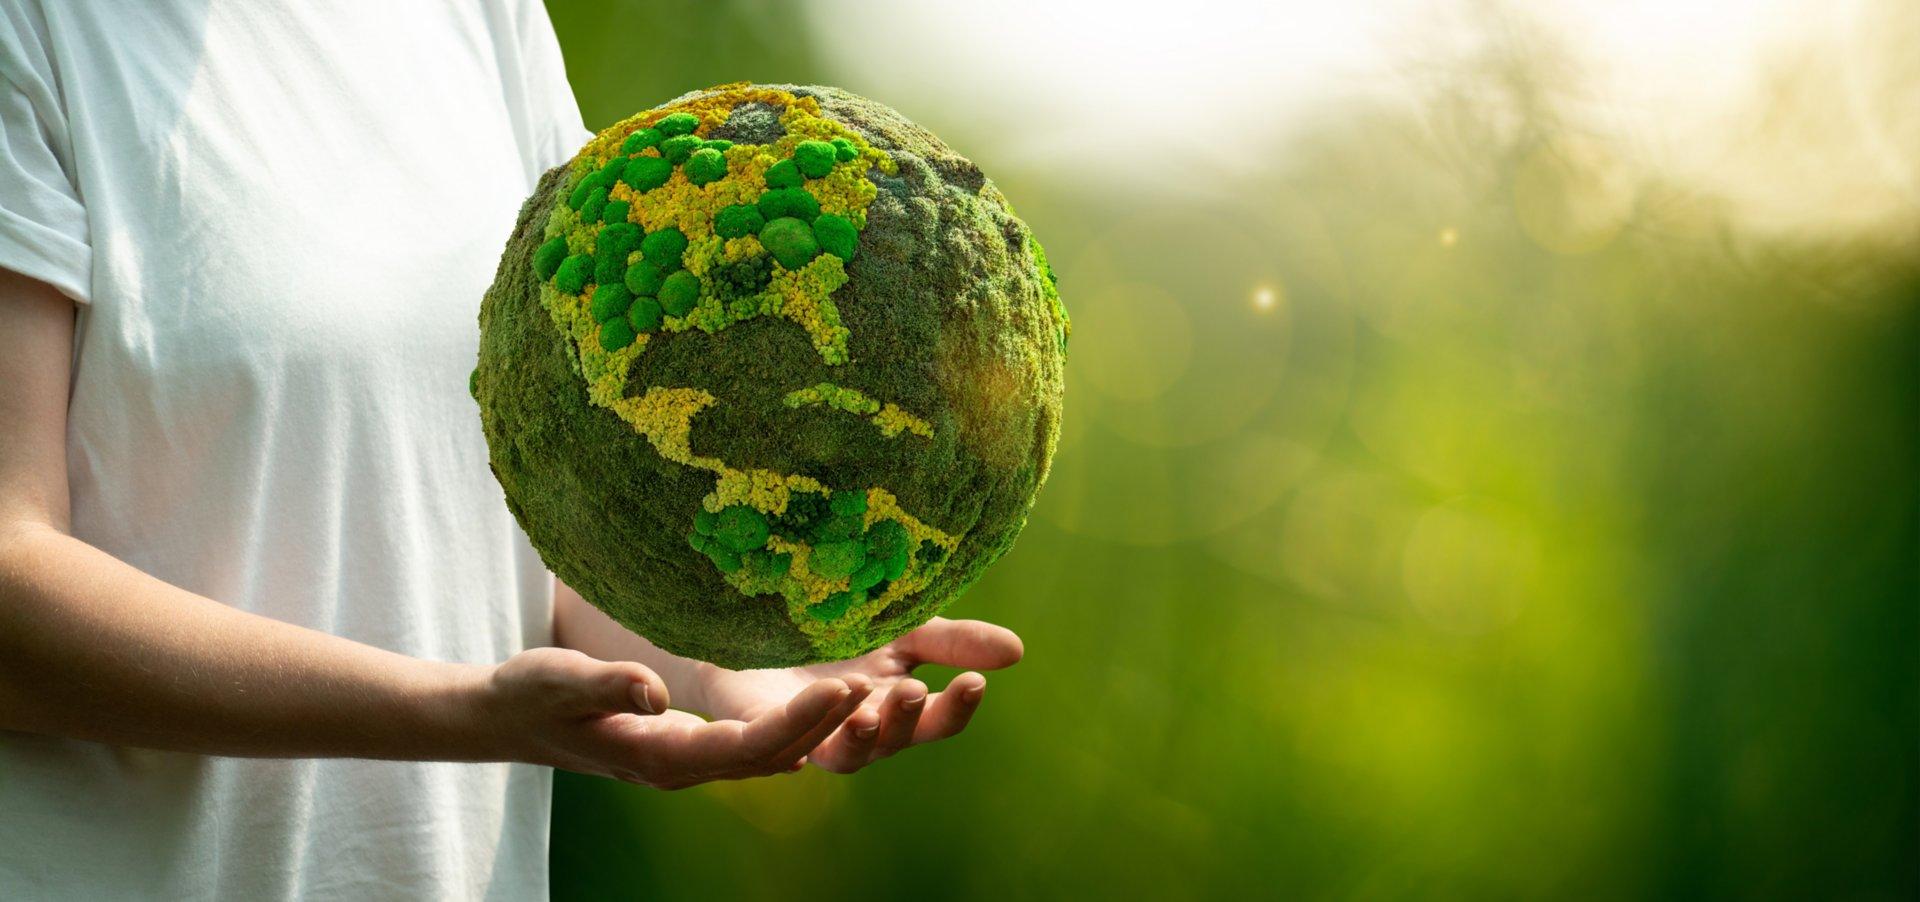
(1073, 281, 1193, 403)
(1401, 497, 1540, 634)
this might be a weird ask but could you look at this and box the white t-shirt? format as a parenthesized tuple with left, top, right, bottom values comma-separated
(0, 1, 593, 898)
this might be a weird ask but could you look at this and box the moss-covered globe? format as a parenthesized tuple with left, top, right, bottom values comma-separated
(475, 83, 1069, 667)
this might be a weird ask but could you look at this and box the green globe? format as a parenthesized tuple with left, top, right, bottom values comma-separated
(475, 83, 1069, 667)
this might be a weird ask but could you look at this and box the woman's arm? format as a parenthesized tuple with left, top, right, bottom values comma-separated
(0, 270, 499, 759)
(0, 268, 866, 785)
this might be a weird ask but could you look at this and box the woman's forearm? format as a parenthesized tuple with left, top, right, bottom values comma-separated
(552, 579, 713, 713)
(0, 273, 860, 784)
(1, 271, 498, 760)
(0, 521, 497, 760)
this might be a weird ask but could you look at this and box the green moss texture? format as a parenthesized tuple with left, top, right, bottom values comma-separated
(475, 83, 1068, 667)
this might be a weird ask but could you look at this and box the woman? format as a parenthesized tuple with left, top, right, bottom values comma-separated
(0, 2, 1022, 898)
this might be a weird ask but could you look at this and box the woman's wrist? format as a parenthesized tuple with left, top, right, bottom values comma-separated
(414, 659, 514, 763)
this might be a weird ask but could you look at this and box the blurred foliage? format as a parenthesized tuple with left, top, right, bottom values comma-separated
(546, 2, 1918, 898)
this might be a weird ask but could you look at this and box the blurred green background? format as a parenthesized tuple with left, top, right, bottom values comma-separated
(543, 2, 1918, 898)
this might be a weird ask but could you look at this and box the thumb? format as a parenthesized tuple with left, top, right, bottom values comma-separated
(579, 658, 670, 716)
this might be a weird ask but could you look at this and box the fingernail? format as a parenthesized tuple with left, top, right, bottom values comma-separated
(902, 695, 925, 710)
(633, 682, 658, 714)
(856, 723, 879, 739)
(963, 686, 984, 704)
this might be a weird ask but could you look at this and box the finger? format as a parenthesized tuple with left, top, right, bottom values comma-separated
(633, 680, 855, 784)
(894, 618, 1024, 670)
(763, 673, 872, 768)
(911, 672, 987, 744)
(869, 678, 927, 759)
(738, 676, 870, 772)
(577, 657, 670, 716)
(808, 706, 882, 774)
(618, 678, 876, 785)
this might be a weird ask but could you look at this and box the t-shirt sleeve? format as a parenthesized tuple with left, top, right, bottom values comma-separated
(506, 0, 592, 188)
(0, 12, 90, 305)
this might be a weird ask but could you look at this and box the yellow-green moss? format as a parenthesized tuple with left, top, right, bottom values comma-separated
(784, 382, 934, 439)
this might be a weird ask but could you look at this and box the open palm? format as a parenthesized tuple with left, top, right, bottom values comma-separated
(692, 618, 1023, 773)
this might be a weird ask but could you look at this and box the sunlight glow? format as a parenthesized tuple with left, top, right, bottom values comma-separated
(806, 0, 1911, 235)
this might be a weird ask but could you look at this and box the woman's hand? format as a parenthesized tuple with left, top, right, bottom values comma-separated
(688, 618, 1024, 774)
(478, 647, 872, 790)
